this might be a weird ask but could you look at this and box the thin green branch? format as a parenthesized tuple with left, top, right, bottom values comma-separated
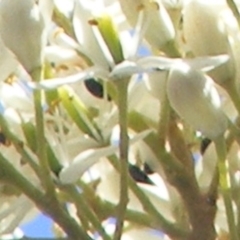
(78, 180, 165, 230)
(128, 111, 218, 239)
(214, 136, 239, 240)
(168, 114, 194, 171)
(59, 185, 112, 240)
(0, 114, 41, 178)
(113, 79, 129, 240)
(0, 152, 91, 240)
(157, 79, 170, 146)
(31, 67, 56, 199)
(108, 155, 189, 239)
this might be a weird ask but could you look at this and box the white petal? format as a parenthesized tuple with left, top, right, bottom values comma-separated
(110, 60, 145, 79)
(184, 55, 229, 72)
(137, 54, 229, 72)
(60, 129, 152, 184)
(0, 82, 33, 112)
(44, 46, 82, 65)
(73, 0, 110, 69)
(0, 39, 18, 82)
(59, 145, 117, 184)
(28, 70, 95, 90)
(0, 0, 45, 72)
(183, 0, 235, 82)
(119, 0, 175, 50)
(167, 63, 228, 139)
(137, 56, 177, 70)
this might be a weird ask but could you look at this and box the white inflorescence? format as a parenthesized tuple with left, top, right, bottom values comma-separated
(0, 0, 239, 239)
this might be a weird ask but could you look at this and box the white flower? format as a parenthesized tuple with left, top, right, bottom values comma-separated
(59, 129, 151, 184)
(119, 0, 175, 53)
(167, 62, 228, 139)
(0, 81, 33, 112)
(138, 54, 229, 97)
(0, 0, 45, 72)
(182, 0, 239, 83)
(73, 0, 127, 69)
(161, 0, 183, 29)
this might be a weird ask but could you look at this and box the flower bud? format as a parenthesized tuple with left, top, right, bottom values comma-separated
(183, 0, 236, 83)
(0, 0, 45, 72)
(167, 63, 228, 140)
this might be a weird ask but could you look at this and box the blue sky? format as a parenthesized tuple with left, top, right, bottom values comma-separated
(21, 214, 53, 238)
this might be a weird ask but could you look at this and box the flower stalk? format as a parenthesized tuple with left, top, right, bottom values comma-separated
(58, 185, 111, 240)
(31, 67, 57, 199)
(113, 78, 129, 240)
(0, 152, 90, 240)
(214, 136, 239, 240)
(108, 155, 189, 239)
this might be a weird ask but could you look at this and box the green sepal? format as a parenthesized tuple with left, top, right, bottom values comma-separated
(21, 121, 37, 152)
(21, 121, 62, 175)
(58, 86, 99, 140)
(96, 14, 124, 64)
(46, 143, 62, 175)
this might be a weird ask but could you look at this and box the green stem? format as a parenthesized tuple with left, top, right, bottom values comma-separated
(108, 155, 189, 239)
(0, 114, 41, 178)
(78, 180, 163, 230)
(214, 136, 239, 240)
(31, 68, 84, 239)
(128, 111, 218, 239)
(157, 79, 170, 146)
(31, 67, 56, 198)
(0, 152, 91, 240)
(60, 185, 112, 240)
(113, 79, 129, 240)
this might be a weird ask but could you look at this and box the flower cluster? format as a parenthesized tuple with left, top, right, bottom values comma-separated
(0, 0, 240, 240)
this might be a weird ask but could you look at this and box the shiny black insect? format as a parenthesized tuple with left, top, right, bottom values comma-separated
(84, 78, 111, 101)
(129, 164, 154, 185)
